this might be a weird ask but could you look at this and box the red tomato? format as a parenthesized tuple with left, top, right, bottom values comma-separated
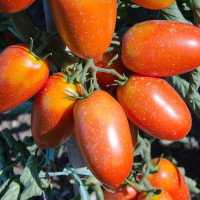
(0, 0, 35, 14)
(117, 74, 191, 141)
(73, 90, 134, 187)
(137, 189, 172, 200)
(147, 158, 190, 200)
(49, 0, 117, 58)
(103, 184, 138, 200)
(121, 20, 200, 77)
(31, 73, 81, 149)
(93, 52, 127, 91)
(0, 44, 49, 114)
(130, 0, 175, 10)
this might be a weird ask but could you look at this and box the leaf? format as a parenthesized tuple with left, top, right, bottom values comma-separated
(192, 0, 200, 27)
(68, 167, 94, 176)
(0, 178, 12, 197)
(1, 179, 20, 200)
(188, 67, 200, 101)
(1, 129, 30, 161)
(20, 155, 43, 200)
(161, 1, 192, 24)
(185, 176, 200, 195)
(7, 101, 32, 114)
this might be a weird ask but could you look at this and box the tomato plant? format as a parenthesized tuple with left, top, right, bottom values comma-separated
(121, 20, 200, 77)
(0, 44, 49, 114)
(147, 158, 190, 200)
(130, 0, 175, 10)
(92, 51, 127, 91)
(117, 74, 192, 141)
(103, 184, 138, 200)
(137, 189, 173, 200)
(31, 72, 81, 149)
(0, 0, 35, 14)
(73, 90, 134, 187)
(49, 0, 117, 59)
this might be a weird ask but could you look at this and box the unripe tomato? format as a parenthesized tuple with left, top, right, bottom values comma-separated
(73, 90, 134, 187)
(137, 189, 172, 200)
(117, 74, 191, 141)
(103, 184, 138, 200)
(0, 0, 35, 14)
(147, 158, 190, 200)
(31, 73, 81, 149)
(93, 52, 127, 91)
(0, 44, 49, 114)
(121, 20, 200, 77)
(49, 0, 117, 58)
(130, 0, 175, 10)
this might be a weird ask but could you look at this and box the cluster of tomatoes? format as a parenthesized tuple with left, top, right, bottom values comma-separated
(0, 0, 198, 199)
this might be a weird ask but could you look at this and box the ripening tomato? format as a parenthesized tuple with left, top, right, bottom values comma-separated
(130, 0, 175, 10)
(31, 73, 81, 149)
(137, 189, 173, 200)
(103, 184, 138, 200)
(49, 0, 117, 58)
(0, 44, 49, 114)
(92, 52, 127, 91)
(73, 90, 134, 187)
(0, 0, 35, 14)
(147, 158, 190, 200)
(117, 74, 191, 141)
(121, 20, 200, 77)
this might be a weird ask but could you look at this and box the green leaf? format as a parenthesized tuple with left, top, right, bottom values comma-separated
(7, 101, 32, 114)
(185, 176, 200, 195)
(1, 179, 20, 200)
(0, 178, 12, 197)
(20, 155, 43, 200)
(161, 1, 192, 23)
(1, 129, 30, 162)
(192, 0, 200, 27)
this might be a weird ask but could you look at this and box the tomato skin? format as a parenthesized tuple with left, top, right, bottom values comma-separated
(121, 20, 200, 77)
(147, 158, 190, 200)
(93, 52, 127, 91)
(49, 0, 117, 59)
(31, 73, 81, 149)
(117, 74, 191, 141)
(130, 0, 175, 10)
(0, 44, 49, 114)
(73, 90, 134, 187)
(103, 185, 138, 200)
(137, 189, 172, 200)
(0, 0, 35, 14)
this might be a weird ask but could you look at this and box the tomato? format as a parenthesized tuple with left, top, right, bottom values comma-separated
(0, 44, 49, 114)
(121, 20, 200, 77)
(73, 90, 134, 187)
(137, 189, 172, 200)
(147, 158, 190, 200)
(117, 74, 191, 141)
(49, 0, 117, 58)
(129, 121, 138, 149)
(31, 73, 81, 149)
(0, 0, 35, 14)
(130, 0, 175, 10)
(103, 184, 138, 200)
(92, 52, 127, 91)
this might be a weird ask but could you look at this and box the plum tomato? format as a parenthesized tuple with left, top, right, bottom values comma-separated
(103, 184, 138, 200)
(0, 0, 35, 14)
(73, 90, 134, 187)
(49, 0, 117, 58)
(0, 44, 49, 114)
(147, 158, 190, 200)
(31, 73, 81, 149)
(121, 20, 200, 77)
(130, 0, 175, 10)
(117, 74, 192, 141)
(137, 189, 173, 200)
(92, 52, 127, 91)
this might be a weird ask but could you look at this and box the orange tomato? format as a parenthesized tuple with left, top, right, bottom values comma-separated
(49, 0, 117, 58)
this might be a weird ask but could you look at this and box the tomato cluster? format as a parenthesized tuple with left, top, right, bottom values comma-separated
(0, 0, 196, 198)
